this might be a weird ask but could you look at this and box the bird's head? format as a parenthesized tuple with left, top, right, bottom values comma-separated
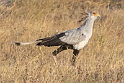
(87, 11, 100, 20)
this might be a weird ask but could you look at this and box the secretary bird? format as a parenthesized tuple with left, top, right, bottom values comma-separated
(14, 11, 100, 65)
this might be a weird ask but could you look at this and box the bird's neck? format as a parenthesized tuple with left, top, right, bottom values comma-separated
(80, 17, 95, 33)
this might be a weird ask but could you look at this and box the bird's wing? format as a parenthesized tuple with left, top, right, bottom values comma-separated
(59, 28, 86, 45)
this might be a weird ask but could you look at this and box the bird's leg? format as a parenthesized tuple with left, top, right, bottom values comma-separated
(72, 49, 80, 66)
(52, 45, 67, 55)
(52, 45, 73, 64)
(52, 56, 57, 65)
(52, 45, 68, 64)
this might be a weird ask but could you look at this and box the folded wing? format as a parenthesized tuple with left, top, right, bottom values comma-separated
(59, 28, 86, 45)
(37, 28, 86, 46)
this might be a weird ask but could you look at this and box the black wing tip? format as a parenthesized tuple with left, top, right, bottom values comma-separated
(13, 42, 21, 46)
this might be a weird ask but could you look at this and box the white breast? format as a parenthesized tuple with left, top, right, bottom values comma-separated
(73, 40, 89, 50)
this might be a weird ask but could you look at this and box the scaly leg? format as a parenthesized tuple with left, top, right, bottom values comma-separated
(52, 56, 57, 65)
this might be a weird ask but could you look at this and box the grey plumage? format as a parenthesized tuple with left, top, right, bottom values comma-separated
(14, 11, 100, 65)
(59, 28, 86, 45)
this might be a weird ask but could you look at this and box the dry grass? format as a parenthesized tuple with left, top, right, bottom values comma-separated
(0, 0, 124, 83)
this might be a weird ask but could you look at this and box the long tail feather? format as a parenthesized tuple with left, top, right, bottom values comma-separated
(14, 33, 65, 46)
(13, 40, 42, 46)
